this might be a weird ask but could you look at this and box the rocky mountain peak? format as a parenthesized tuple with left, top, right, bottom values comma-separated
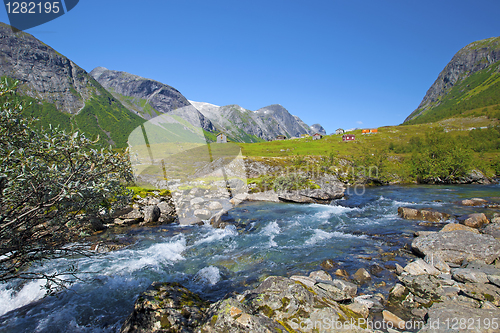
(405, 36, 500, 123)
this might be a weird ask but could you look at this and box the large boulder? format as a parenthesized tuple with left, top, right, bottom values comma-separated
(398, 207, 450, 222)
(411, 230, 500, 264)
(418, 301, 500, 333)
(457, 213, 489, 229)
(200, 276, 370, 332)
(120, 282, 209, 333)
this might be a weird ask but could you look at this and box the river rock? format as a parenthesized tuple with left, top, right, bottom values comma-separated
(440, 223, 479, 234)
(193, 209, 211, 220)
(461, 198, 488, 206)
(403, 258, 440, 276)
(382, 310, 405, 330)
(418, 301, 500, 333)
(207, 201, 223, 211)
(424, 254, 451, 273)
(246, 190, 280, 202)
(397, 207, 450, 222)
(457, 213, 489, 228)
(142, 205, 161, 224)
(120, 282, 209, 333)
(353, 268, 372, 284)
(309, 270, 333, 281)
(399, 274, 447, 301)
(411, 230, 500, 265)
(451, 268, 489, 284)
(482, 223, 500, 240)
(200, 275, 370, 332)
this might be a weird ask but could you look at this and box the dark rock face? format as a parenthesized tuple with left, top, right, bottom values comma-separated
(0, 23, 96, 114)
(90, 67, 216, 132)
(405, 36, 500, 123)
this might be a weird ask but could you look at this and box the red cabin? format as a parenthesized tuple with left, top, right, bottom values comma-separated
(342, 134, 355, 142)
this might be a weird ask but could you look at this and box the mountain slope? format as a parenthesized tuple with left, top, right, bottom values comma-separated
(90, 68, 216, 134)
(405, 36, 500, 124)
(190, 101, 320, 142)
(0, 22, 145, 148)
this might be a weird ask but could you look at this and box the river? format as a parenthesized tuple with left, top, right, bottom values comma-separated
(0, 184, 499, 332)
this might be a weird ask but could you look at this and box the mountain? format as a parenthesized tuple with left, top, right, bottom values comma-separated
(0, 22, 145, 148)
(90, 68, 217, 135)
(405, 36, 500, 124)
(310, 124, 326, 135)
(190, 101, 321, 142)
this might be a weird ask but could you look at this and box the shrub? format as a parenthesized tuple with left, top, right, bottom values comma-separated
(0, 79, 133, 291)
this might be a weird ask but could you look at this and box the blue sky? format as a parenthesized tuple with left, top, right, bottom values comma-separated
(1, 0, 499, 133)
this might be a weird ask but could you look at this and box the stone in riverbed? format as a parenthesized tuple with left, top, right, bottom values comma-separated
(120, 282, 209, 333)
(461, 198, 488, 206)
(457, 213, 489, 228)
(411, 230, 500, 265)
(440, 222, 479, 234)
(397, 207, 450, 222)
(353, 268, 372, 284)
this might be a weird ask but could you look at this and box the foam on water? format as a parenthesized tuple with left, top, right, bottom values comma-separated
(193, 266, 221, 286)
(261, 221, 280, 247)
(105, 235, 187, 274)
(305, 228, 368, 246)
(193, 225, 238, 246)
(0, 279, 46, 316)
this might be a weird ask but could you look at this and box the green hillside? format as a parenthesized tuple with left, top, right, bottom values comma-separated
(406, 61, 500, 125)
(15, 80, 145, 149)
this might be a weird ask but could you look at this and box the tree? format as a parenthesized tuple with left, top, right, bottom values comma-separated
(0, 79, 133, 291)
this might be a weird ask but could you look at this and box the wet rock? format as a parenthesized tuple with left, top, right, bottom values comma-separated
(397, 207, 450, 222)
(209, 210, 227, 229)
(461, 198, 488, 206)
(320, 259, 337, 270)
(335, 268, 349, 278)
(457, 213, 489, 229)
(440, 223, 479, 234)
(353, 268, 372, 284)
(120, 282, 209, 333)
(412, 230, 500, 265)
